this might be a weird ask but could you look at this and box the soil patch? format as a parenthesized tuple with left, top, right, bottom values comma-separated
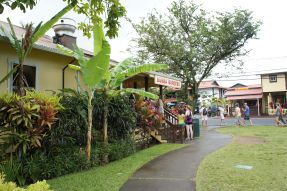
(235, 136, 265, 145)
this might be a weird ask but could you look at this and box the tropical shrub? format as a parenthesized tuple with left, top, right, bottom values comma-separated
(134, 96, 164, 130)
(0, 173, 52, 191)
(0, 92, 62, 160)
(44, 94, 87, 149)
(107, 138, 136, 162)
(93, 94, 137, 141)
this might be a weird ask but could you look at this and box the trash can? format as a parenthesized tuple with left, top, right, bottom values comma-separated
(192, 118, 200, 138)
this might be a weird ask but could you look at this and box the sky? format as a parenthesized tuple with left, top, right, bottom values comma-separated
(1, 0, 287, 87)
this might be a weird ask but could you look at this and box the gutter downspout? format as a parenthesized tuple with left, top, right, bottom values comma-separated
(62, 58, 76, 89)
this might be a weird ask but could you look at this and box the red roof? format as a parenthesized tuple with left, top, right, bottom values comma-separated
(198, 80, 226, 89)
(225, 84, 262, 100)
(0, 21, 119, 62)
(225, 88, 262, 96)
(227, 95, 262, 100)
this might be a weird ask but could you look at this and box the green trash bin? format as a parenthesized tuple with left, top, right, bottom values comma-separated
(192, 118, 200, 138)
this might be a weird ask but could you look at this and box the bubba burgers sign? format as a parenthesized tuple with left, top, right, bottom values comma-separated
(155, 75, 181, 89)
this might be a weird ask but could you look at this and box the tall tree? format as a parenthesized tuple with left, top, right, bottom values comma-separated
(132, 0, 261, 109)
(0, 3, 76, 96)
(64, 0, 126, 38)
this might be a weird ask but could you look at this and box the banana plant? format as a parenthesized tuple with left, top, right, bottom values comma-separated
(57, 25, 168, 162)
(0, 2, 76, 96)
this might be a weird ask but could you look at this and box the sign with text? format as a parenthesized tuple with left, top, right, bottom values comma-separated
(155, 76, 181, 89)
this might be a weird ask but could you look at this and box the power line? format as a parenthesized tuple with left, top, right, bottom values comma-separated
(210, 67, 287, 78)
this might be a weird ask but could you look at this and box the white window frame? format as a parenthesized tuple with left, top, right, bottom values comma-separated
(269, 75, 277, 83)
(7, 59, 39, 92)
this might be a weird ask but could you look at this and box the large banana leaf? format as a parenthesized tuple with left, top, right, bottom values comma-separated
(68, 64, 81, 71)
(82, 40, 111, 87)
(93, 24, 104, 55)
(57, 44, 87, 64)
(122, 88, 159, 100)
(32, 3, 75, 43)
(116, 63, 168, 79)
(111, 57, 134, 75)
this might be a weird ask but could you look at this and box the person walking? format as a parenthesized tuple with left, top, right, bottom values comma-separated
(275, 103, 286, 126)
(185, 105, 193, 140)
(234, 103, 243, 126)
(218, 105, 225, 126)
(200, 105, 208, 127)
(278, 103, 286, 125)
(243, 103, 253, 126)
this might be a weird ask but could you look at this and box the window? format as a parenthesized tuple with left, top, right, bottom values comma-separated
(12, 64, 36, 92)
(269, 75, 277, 83)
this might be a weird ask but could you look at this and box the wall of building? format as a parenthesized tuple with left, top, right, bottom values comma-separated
(198, 88, 221, 98)
(0, 41, 78, 94)
(262, 73, 287, 92)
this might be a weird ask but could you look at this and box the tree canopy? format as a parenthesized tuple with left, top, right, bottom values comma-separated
(0, 0, 37, 14)
(132, 0, 261, 107)
(0, 0, 126, 39)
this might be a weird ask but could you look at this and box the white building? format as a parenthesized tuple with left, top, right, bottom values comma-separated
(198, 80, 226, 105)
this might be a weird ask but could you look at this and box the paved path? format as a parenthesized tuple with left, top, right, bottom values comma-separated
(120, 127, 231, 191)
(207, 116, 276, 127)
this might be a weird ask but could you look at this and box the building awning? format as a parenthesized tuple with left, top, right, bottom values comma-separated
(226, 95, 262, 101)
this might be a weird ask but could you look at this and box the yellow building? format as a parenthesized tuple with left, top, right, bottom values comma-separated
(0, 19, 118, 94)
(261, 71, 287, 115)
(0, 19, 181, 96)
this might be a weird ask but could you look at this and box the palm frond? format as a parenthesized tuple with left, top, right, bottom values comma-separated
(122, 88, 159, 100)
(0, 65, 19, 85)
(32, 3, 75, 43)
(6, 18, 23, 59)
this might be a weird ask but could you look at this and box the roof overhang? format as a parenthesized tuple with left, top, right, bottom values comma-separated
(226, 94, 262, 100)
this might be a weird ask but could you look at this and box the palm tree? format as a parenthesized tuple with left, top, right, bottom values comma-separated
(57, 24, 168, 162)
(0, 3, 76, 96)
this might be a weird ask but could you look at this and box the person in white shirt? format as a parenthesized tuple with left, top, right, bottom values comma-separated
(234, 103, 243, 126)
(218, 106, 225, 126)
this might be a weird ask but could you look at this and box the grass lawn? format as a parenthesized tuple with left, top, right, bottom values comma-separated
(48, 143, 186, 191)
(197, 126, 287, 191)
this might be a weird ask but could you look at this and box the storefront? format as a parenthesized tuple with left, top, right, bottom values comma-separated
(225, 84, 263, 116)
(122, 71, 182, 99)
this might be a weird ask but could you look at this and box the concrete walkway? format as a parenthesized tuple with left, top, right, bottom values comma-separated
(120, 127, 231, 191)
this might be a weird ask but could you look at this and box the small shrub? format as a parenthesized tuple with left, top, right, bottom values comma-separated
(22, 147, 98, 182)
(0, 173, 52, 191)
(0, 160, 25, 186)
(94, 138, 136, 162)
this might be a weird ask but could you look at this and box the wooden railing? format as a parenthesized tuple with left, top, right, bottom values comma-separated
(163, 107, 185, 143)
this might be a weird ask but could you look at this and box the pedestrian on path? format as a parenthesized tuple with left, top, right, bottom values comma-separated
(177, 109, 186, 126)
(243, 103, 253, 126)
(200, 105, 208, 127)
(218, 105, 225, 126)
(275, 103, 286, 126)
(185, 105, 193, 140)
(234, 103, 243, 126)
